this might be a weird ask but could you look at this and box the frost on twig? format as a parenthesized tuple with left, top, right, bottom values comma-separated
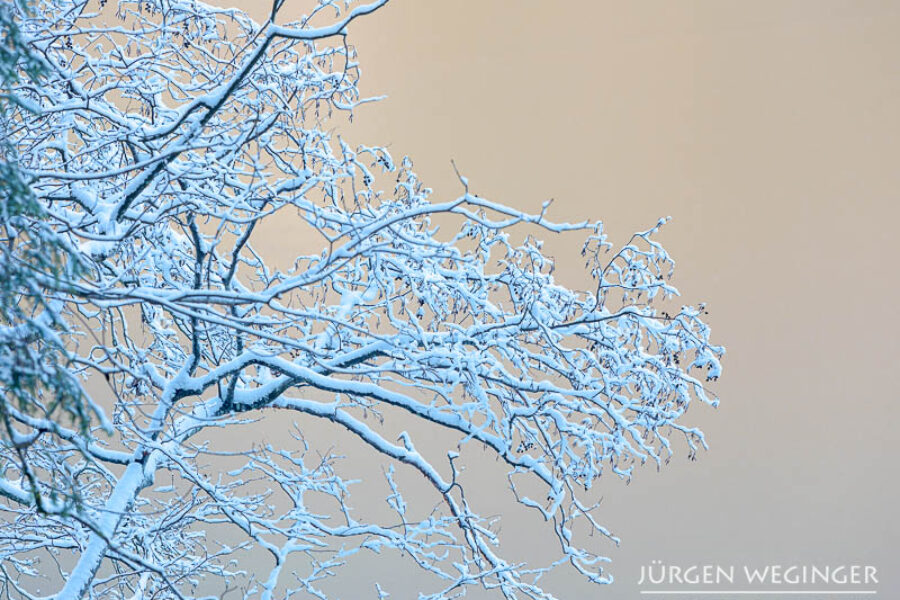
(0, 1, 723, 598)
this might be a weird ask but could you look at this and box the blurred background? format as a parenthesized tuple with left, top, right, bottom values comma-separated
(225, 1, 900, 597)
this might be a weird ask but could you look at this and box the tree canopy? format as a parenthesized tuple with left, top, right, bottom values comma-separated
(0, 1, 723, 598)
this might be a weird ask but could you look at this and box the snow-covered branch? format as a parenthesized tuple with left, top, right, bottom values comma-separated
(0, 1, 724, 598)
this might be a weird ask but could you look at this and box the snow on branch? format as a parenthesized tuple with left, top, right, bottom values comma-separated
(0, 1, 723, 598)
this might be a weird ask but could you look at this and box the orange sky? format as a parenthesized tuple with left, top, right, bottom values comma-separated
(218, 2, 900, 597)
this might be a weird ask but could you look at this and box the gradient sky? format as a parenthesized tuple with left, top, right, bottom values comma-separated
(218, 2, 900, 597)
